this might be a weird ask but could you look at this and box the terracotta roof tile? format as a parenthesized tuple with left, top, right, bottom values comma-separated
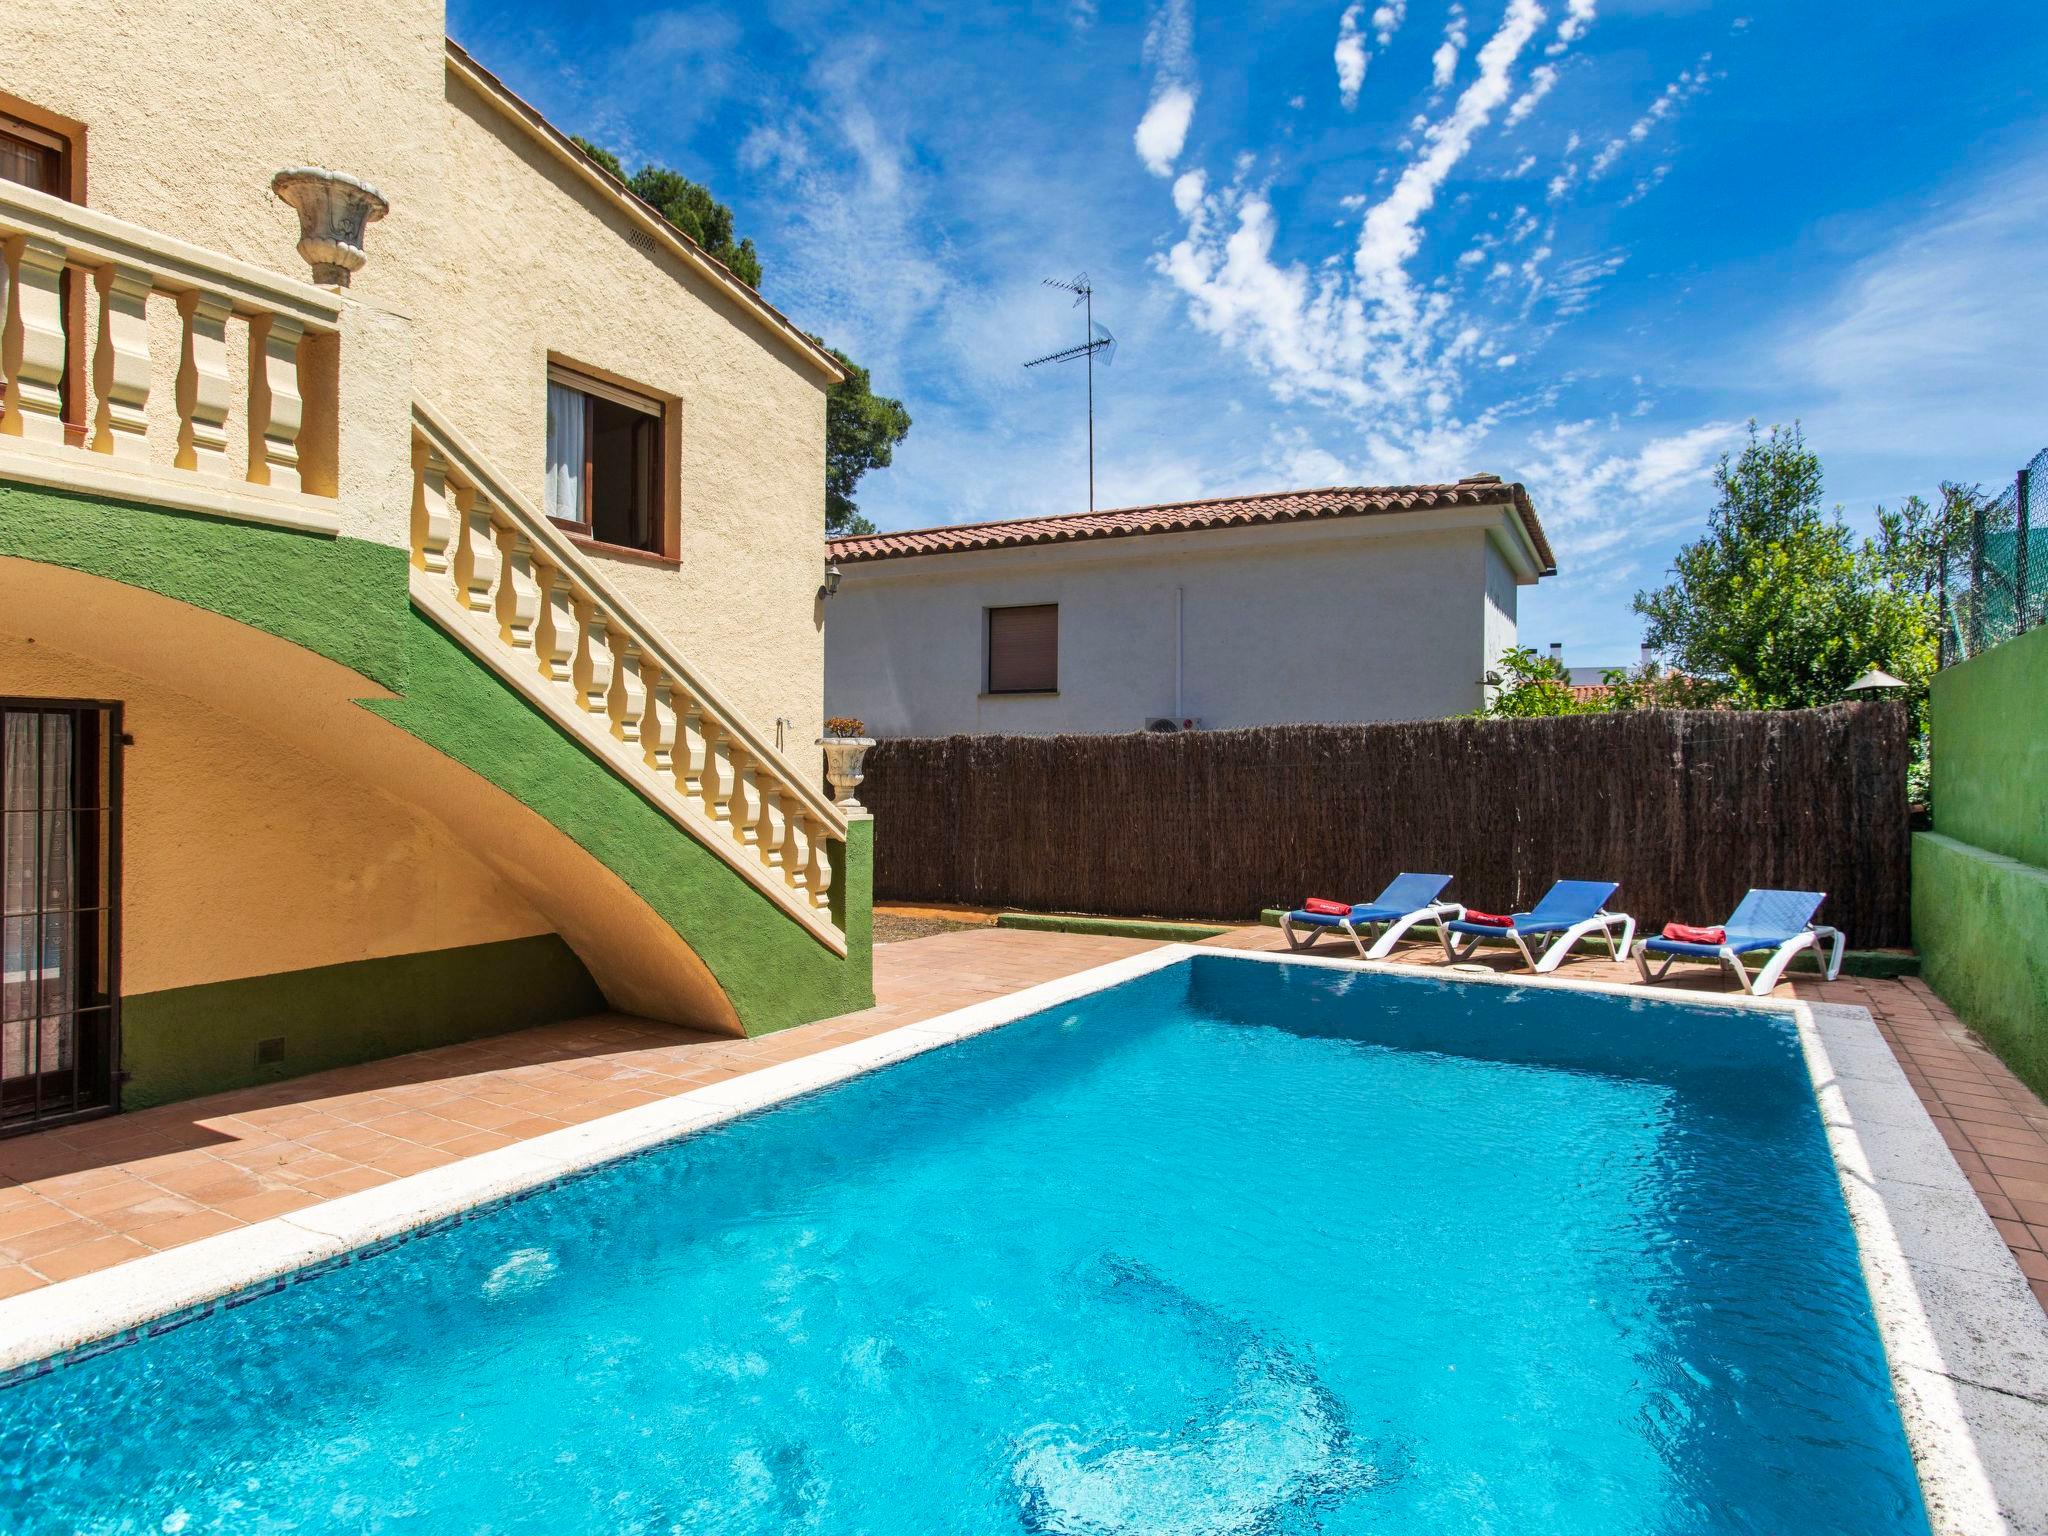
(827, 476, 1555, 574)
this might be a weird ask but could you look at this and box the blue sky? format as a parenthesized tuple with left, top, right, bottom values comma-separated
(451, 0, 2048, 662)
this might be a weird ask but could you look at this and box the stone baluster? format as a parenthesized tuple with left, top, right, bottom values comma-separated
(643, 672, 677, 777)
(571, 597, 614, 713)
(245, 312, 304, 492)
(2, 236, 68, 446)
(806, 830, 834, 909)
(760, 787, 789, 874)
(731, 752, 765, 848)
(786, 817, 811, 896)
(451, 483, 501, 612)
(532, 561, 575, 682)
(704, 724, 736, 826)
(411, 440, 454, 575)
(677, 696, 709, 803)
(494, 525, 540, 648)
(174, 289, 231, 475)
(89, 264, 151, 462)
(607, 637, 648, 745)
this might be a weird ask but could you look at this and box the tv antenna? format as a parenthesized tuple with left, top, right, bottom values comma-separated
(1024, 274, 1116, 511)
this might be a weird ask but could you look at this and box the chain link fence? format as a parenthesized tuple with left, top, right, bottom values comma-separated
(1940, 445, 2048, 666)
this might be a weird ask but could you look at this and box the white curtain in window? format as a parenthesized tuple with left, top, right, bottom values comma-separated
(545, 382, 587, 522)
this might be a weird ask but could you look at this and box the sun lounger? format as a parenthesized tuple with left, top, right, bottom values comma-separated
(1632, 889, 1844, 995)
(1281, 873, 1461, 959)
(1441, 879, 1636, 973)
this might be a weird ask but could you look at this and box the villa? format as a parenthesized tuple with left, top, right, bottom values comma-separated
(825, 477, 1555, 735)
(0, 3, 2045, 1532)
(1, 11, 872, 1133)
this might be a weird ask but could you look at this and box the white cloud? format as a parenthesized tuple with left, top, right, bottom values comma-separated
(1136, 0, 1199, 176)
(732, 45, 948, 392)
(1144, 0, 1195, 77)
(1371, 0, 1407, 47)
(1431, 4, 1468, 90)
(1136, 88, 1198, 176)
(1520, 419, 1741, 572)
(1154, 0, 1555, 476)
(1335, 2, 1369, 110)
(1548, 0, 1595, 55)
(1505, 63, 1557, 126)
(1356, 0, 1546, 295)
(1590, 55, 1711, 180)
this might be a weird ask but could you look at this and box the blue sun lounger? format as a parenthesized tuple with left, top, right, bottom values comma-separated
(1632, 888, 1845, 996)
(1280, 873, 1462, 960)
(1441, 879, 1636, 973)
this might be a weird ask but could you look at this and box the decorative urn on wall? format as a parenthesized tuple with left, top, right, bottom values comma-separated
(819, 717, 877, 811)
(270, 168, 390, 287)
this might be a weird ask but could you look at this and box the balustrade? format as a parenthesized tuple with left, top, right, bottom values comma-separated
(405, 406, 847, 948)
(0, 181, 339, 515)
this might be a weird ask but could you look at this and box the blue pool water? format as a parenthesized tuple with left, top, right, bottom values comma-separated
(0, 957, 1928, 1534)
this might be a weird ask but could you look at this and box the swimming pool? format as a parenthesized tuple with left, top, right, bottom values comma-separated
(0, 954, 1930, 1533)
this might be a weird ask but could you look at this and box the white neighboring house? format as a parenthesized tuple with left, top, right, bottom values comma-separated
(824, 475, 1556, 737)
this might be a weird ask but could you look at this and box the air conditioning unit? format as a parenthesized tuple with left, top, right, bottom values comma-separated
(1143, 717, 1203, 732)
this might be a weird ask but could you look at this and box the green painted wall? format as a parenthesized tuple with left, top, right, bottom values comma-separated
(368, 607, 873, 1034)
(1915, 624, 2048, 1100)
(121, 935, 604, 1109)
(1929, 623, 2048, 870)
(1913, 834, 2048, 1099)
(2, 481, 874, 1100)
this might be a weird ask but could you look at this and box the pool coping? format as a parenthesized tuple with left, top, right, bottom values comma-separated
(0, 944, 2042, 1533)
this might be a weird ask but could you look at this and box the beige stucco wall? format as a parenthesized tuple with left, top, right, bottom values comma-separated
(419, 75, 829, 747)
(7, 0, 829, 747)
(0, 634, 551, 997)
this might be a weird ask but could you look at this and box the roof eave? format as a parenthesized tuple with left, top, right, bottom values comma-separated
(828, 485, 1561, 570)
(443, 39, 847, 386)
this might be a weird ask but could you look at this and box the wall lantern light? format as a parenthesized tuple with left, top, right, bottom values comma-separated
(1845, 668, 1907, 694)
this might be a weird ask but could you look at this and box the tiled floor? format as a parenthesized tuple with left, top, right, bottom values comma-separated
(2, 923, 2044, 1318)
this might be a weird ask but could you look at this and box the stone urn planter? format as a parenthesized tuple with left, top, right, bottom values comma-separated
(270, 168, 389, 286)
(818, 719, 877, 810)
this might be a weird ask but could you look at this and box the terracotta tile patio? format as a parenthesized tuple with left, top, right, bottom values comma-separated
(1, 923, 2044, 1319)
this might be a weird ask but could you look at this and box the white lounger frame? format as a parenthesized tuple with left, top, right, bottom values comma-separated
(1280, 903, 1465, 960)
(1444, 909, 1638, 973)
(1633, 925, 1846, 997)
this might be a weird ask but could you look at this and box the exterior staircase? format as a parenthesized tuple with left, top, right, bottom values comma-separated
(407, 403, 850, 953)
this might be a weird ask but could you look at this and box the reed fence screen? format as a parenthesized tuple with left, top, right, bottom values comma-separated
(861, 701, 1911, 947)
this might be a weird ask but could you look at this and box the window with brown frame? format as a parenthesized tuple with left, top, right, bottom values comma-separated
(987, 604, 1059, 694)
(0, 114, 65, 195)
(544, 364, 666, 555)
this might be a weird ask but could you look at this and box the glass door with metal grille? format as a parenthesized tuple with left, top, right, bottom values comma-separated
(2, 702, 120, 1133)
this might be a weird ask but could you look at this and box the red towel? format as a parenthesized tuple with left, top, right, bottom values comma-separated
(1663, 922, 1727, 944)
(1302, 897, 1351, 916)
(1463, 909, 1513, 927)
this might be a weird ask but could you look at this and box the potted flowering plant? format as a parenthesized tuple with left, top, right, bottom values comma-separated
(818, 717, 877, 809)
